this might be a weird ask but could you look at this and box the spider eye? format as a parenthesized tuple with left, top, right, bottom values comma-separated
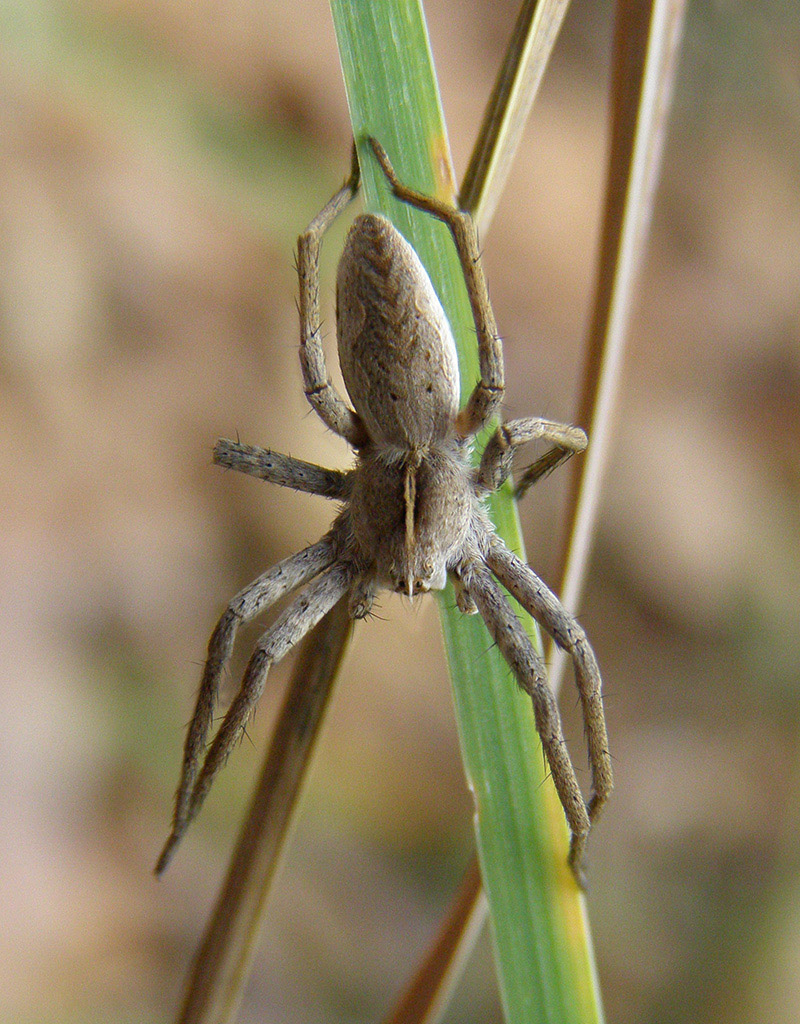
(414, 578, 427, 592)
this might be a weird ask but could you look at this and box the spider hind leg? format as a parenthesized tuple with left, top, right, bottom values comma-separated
(296, 156, 367, 448)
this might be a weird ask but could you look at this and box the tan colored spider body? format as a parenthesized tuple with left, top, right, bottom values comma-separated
(157, 140, 611, 883)
(337, 212, 461, 451)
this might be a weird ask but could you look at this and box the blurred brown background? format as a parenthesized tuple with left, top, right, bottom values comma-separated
(2, 1, 799, 1022)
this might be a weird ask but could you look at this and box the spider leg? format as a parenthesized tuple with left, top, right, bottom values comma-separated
(348, 574, 378, 620)
(156, 533, 340, 874)
(297, 147, 369, 449)
(477, 417, 587, 496)
(454, 553, 592, 882)
(368, 138, 503, 438)
(453, 574, 478, 615)
(181, 562, 354, 840)
(485, 536, 613, 831)
(214, 439, 353, 500)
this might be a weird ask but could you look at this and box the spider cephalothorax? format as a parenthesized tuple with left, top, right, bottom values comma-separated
(347, 443, 475, 599)
(156, 139, 612, 882)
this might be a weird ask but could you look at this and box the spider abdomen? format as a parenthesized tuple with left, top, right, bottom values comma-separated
(337, 214, 460, 449)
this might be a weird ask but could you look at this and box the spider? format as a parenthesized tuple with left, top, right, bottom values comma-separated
(156, 139, 612, 883)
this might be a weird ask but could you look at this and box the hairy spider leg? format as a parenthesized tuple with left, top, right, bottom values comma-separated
(477, 416, 588, 495)
(454, 551, 592, 882)
(485, 537, 613, 828)
(367, 137, 504, 438)
(297, 153, 368, 449)
(214, 438, 353, 500)
(182, 563, 353, 830)
(156, 534, 340, 874)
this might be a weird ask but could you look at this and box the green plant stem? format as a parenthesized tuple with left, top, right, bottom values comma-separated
(379, 1, 687, 1021)
(332, 3, 603, 1023)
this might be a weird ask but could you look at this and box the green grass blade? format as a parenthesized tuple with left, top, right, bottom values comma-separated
(331, 3, 603, 1022)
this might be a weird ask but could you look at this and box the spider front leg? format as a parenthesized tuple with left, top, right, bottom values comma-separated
(486, 536, 613, 827)
(214, 439, 353, 500)
(477, 417, 587, 496)
(454, 553, 592, 883)
(368, 137, 504, 438)
(181, 562, 354, 830)
(297, 148, 368, 449)
(156, 533, 340, 874)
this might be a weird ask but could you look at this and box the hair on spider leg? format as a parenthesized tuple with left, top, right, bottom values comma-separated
(468, 630, 504, 664)
(158, 141, 611, 884)
(228, 716, 257, 754)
